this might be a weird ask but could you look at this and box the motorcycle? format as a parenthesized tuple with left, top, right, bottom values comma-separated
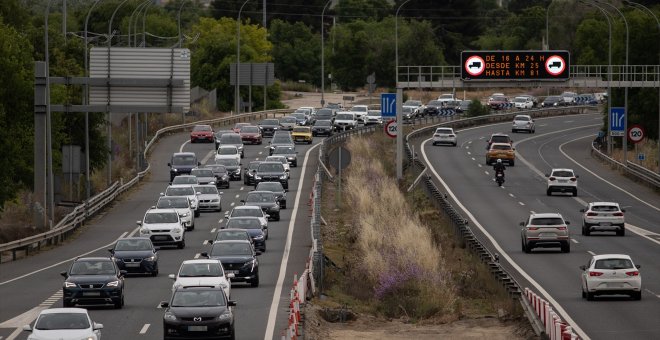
(495, 171, 505, 186)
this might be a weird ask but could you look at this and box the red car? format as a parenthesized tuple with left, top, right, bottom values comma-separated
(232, 122, 251, 134)
(488, 96, 510, 110)
(190, 124, 214, 143)
(239, 125, 263, 145)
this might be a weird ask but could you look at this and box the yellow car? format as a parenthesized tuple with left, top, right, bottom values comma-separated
(291, 126, 313, 144)
(486, 142, 515, 166)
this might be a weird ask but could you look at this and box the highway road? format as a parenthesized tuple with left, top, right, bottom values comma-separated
(0, 126, 320, 340)
(419, 112, 660, 340)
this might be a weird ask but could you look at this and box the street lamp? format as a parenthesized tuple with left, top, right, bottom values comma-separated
(129, 0, 151, 47)
(44, 0, 55, 226)
(623, 0, 660, 173)
(395, 0, 411, 86)
(83, 0, 103, 199)
(236, 0, 251, 115)
(579, 0, 613, 154)
(595, 0, 629, 165)
(320, 0, 333, 107)
(177, 0, 190, 48)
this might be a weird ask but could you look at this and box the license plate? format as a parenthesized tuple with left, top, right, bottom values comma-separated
(559, 180, 568, 183)
(154, 235, 168, 240)
(82, 291, 100, 296)
(188, 326, 207, 332)
(538, 233, 555, 238)
(227, 270, 239, 274)
(125, 263, 140, 267)
(607, 282, 623, 288)
(600, 222, 611, 226)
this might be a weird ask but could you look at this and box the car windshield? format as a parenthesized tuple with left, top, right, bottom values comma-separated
(191, 169, 214, 177)
(281, 117, 296, 123)
(217, 147, 238, 155)
(530, 217, 564, 225)
(35, 313, 90, 330)
(216, 159, 239, 167)
(404, 101, 420, 106)
(194, 186, 219, 195)
(145, 212, 179, 224)
(258, 163, 284, 172)
(193, 125, 211, 132)
(591, 205, 619, 212)
(439, 94, 453, 100)
(260, 119, 279, 126)
(220, 134, 242, 144)
(257, 182, 282, 192)
(335, 114, 353, 120)
(246, 192, 274, 202)
(292, 127, 308, 133)
(402, 107, 413, 113)
(172, 176, 197, 184)
(272, 137, 293, 145)
(114, 239, 152, 251)
(171, 155, 196, 166)
(594, 258, 634, 270)
(274, 147, 295, 154)
(427, 100, 443, 106)
(367, 111, 380, 117)
(166, 186, 195, 196)
(514, 116, 530, 121)
(316, 109, 332, 115)
(291, 113, 305, 119)
(266, 156, 287, 165)
(315, 120, 332, 126)
(352, 106, 368, 112)
(492, 96, 507, 101)
(207, 164, 228, 173)
(514, 97, 527, 103)
(247, 162, 261, 170)
(171, 290, 226, 307)
(227, 218, 262, 229)
(211, 243, 253, 256)
(178, 262, 223, 277)
(157, 197, 189, 209)
(490, 136, 510, 143)
(241, 126, 259, 133)
(545, 96, 560, 102)
(552, 171, 574, 177)
(216, 230, 249, 241)
(491, 144, 512, 151)
(70, 260, 115, 275)
(435, 128, 453, 135)
(231, 208, 261, 218)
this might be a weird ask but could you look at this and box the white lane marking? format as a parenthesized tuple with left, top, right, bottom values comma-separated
(468, 140, 473, 144)
(258, 151, 263, 154)
(587, 251, 596, 256)
(471, 157, 475, 161)
(235, 194, 240, 198)
(139, 324, 150, 334)
(644, 288, 660, 299)
(518, 202, 525, 206)
(420, 138, 590, 340)
(564, 120, 574, 123)
(156, 302, 163, 309)
(240, 187, 244, 191)
(484, 171, 489, 175)
(4, 327, 22, 340)
(203, 240, 210, 245)
(509, 193, 515, 198)
(230, 202, 235, 207)
(127, 227, 139, 238)
(179, 140, 190, 153)
(558, 135, 660, 212)
(194, 253, 200, 259)
(0, 232, 135, 286)
(201, 150, 215, 165)
(477, 164, 482, 168)
(467, 151, 472, 155)
(571, 239, 579, 244)
(625, 224, 660, 246)
(531, 211, 536, 214)
(0, 307, 48, 328)
(264, 142, 320, 340)
(210, 228, 216, 233)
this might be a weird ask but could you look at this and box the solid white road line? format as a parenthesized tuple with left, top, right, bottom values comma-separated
(467, 151, 472, 155)
(587, 251, 596, 256)
(518, 202, 525, 206)
(139, 324, 150, 334)
(201, 150, 215, 165)
(509, 193, 515, 198)
(210, 228, 216, 233)
(471, 157, 476, 161)
(194, 253, 200, 259)
(264, 143, 320, 340)
(0, 232, 132, 286)
(179, 140, 190, 153)
(571, 239, 579, 244)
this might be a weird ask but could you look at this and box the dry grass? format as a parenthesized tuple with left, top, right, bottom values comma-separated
(610, 139, 659, 173)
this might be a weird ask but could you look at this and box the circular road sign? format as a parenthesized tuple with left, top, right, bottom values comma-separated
(464, 55, 485, 77)
(384, 119, 397, 138)
(628, 124, 645, 143)
(545, 55, 566, 76)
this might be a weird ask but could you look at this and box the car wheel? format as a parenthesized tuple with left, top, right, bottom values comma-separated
(275, 214, 281, 221)
(187, 224, 194, 231)
(521, 239, 527, 253)
(194, 210, 200, 217)
(251, 276, 259, 287)
(486, 158, 491, 165)
(632, 291, 641, 300)
(178, 239, 185, 249)
(581, 289, 586, 299)
(523, 240, 531, 253)
(573, 189, 578, 197)
(509, 160, 515, 166)
(617, 227, 625, 236)
(217, 205, 222, 212)
(152, 269, 159, 277)
(546, 188, 552, 196)
(282, 202, 286, 209)
(63, 299, 73, 307)
(512, 129, 516, 133)
(586, 291, 595, 301)
(561, 242, 571, 253)
(582, 224, 590, 236)
(114, 296, 123, 309)
(453, 143, 457, 147)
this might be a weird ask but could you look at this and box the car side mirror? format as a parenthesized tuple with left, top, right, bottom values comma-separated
(160, 301, 169, 308)
(93, 322, 104, 330)
(285, 169, 290, 172)
(579, 209, 585, 213)
(240, 200, 246, 203)
(252, 170, 257, 173)
(22, 325, 32, 332)
(575, 175, 580, 178)
(108, 248, 114, 254)
(200, 252, 209, 258)
(224, 212, 229, 218)
(579, 265, 586, 271)
(228, 300, 237, 307)
(255, 251, 262, 256)
(635, 264, 641, 269)
(168, 274, 176, 280)
(565, 221, 570, 225)
(544, 174, 550, 177)
(621, 209, 626, 213)
(198, 162, 201, 166)
(120, 270, 128, 276)
(519, 222, 525, 227)
(227, 273, 235, 279)
(167, 163, 171, 167)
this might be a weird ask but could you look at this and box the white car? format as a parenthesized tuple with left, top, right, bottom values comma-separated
(138, 208, 185, 249)
(580, 254, 642, 300)
(365, 110, 383, 125)
(171, 175, 199, 185)
(437, 93, 456, 103)
(349, 105, 369, 123)
(333, 112, 357, 130)
(265, 155, 290, 174)
(163, 185, 200, 217)
(431, 127, 457, 146)
(190, 168, 217, 185)
(545, 168, 578, 196)
(194, 185, 223, 212)
(403, 100, 424, 117)
(581, 202, 626, 236)
(513, 96, 534, 109)
(156, 195, 195, 230)
(511, 114, 535, 133)
(224, 205, 268, 230)
(23, 308, 103, 340)
(215, 145, 241, 162)
(169, 259, 234, 299)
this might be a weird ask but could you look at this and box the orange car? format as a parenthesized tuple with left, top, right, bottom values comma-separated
(486, 142, 515, 166)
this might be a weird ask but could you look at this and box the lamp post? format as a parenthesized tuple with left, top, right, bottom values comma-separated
(83, 0, 102, 199)
(624, 0, 660, 173)
(44, 0, 55, 226)
(595, 0, 629, 165)
(395, 0, 411, 182)
(580, 0, 613, 154)
(129, 0, 150, 47)
(177, 0, 190, 47)
(320, 0, 332, 107)
(395, 0, 411, 86)
(236, 0, 251, 115)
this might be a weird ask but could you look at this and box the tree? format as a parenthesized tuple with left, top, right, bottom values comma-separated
(211, 0, 328, 31)
(269, 19, 321, 85)
(333, 0, 392, 22)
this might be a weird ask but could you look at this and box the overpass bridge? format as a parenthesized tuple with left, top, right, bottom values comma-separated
(397, 65, 660, 89)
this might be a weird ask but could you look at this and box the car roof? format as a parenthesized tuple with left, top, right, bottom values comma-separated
(248, 190, 274, 195)
(591, 254, 632, 261)
(194, 184, 217, 189)
(181, 259, 221, 265)
(117, 236, 152, 241)
(40, 308, 89, 314)
(168, 184, 194, 189)
(227, 216, 261, 221)
(75, 256, 113, 262)
(214, 239, 252, 245)
(490, 142, 512, 147)
(490, 133, 510, 137)
(588, 202, 619, 206)
(514, 115, 532, 119)
(233, 205, 261, 210)
(551, 168, 574, 172)
(147, 208, 179, 213)
(174, 174, 196, 178)
(218, 145, 238, 149)
(530, 212, 564, 218)
(172, 152, 196, 156)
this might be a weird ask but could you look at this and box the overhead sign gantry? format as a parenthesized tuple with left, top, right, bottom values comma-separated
(461, 50, 570, 81)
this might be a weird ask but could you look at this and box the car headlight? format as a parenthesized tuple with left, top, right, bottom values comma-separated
(140, 228, 150, 234)
(218, 312, 232, 322)
(242, 259, 256, 271)
(279, 174, 287, 179)
(255, 175, 262, 180)
(164, 312, 177, 321)
(191, 199, 197, 204)
(222, 175, 228, 180)
(287, 156, 295, 161)
(173, 227, 183, 233)
(64, 282, 77, 288)
(234, 169, 240, 174)
(209, 181, 216, 185)
(254, 234, 264, 240)
(106, 280, 120, 287)
(179, 212, 189, 217)
(145, 256, 156, 261)
(172, 168, 178, 172)
(211, 199, 219, 202)
(220, 282, 229, 288)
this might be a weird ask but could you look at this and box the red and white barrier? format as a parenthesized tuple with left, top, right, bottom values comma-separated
(281, 269, 311, 339)
(524, 288, 579, 340)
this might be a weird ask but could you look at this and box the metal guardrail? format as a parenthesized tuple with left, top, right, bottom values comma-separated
(0, 109, 291, 263)
(590, 144, 660, 189)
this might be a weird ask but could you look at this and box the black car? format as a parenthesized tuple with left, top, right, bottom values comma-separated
(212, 228, 254, 246)
(255, 181, 287, 209)
(271, 145, 298, 167)
(311, 120, 334, 137)
(268, 134, 294, 155)
(214, 158, 241, 181)
(61, 257, 126, 309)
(258, 118, 280, 137)
(313, 108, 335, 123)
(205, 164, 231, 189)
(423, 100, 444, 116)
(202, 240, 261, 287)
(253, 161, 289, 190)
(109, 237, 159, 276)
(241, 190, 280, 221)
(168, 152, 200, 182)
(213, 130, 235, 149)
(161, 286, 236, 340)
(243, 161, 262, 186)
(225, 217, 267, 251)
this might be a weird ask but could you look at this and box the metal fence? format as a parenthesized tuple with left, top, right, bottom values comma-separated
(590, 144, 660, 189)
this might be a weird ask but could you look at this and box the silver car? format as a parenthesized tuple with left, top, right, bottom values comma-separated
(190, 168, 217, 185)
(431, 127, 457, 146)
(194, 185, 222, 212)
(23, 308, 103, 340)
(512, 114, 535, 133)
(520, 213, 571, 253)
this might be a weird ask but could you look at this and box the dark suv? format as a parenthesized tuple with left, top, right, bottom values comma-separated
(255, 181, 287, 209)
(160, 286, 236, 339)
(241, 190, 281, 221)
(253, 161, 288, 189)
(108, 237, 159, 276)
(202, 240, 261, 287)
(61, 257, 126, 309)
(168, 152, 200, 182)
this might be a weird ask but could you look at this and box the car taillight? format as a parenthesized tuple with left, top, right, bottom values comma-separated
(556, 226, 566, 230)
(613, 212, 624, 216)
(589, 271, 603, 277)
(625, 271, 639, 276)
(570, 177, 577, 182)
(549, 177, 556, 181)
(586, 212, 597, 216)
(527, 227, 539, 230)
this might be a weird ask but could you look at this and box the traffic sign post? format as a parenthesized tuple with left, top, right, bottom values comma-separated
(381, 93, 396, 117)
(384, 119, 397, 138)
(610, 107, 625, 137)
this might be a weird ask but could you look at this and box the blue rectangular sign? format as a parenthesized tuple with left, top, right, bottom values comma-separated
(610, 107, 625, 136)
(381, 93, 396, 117)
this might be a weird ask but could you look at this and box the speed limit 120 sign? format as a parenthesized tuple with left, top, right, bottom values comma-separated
(384, 119, 397, 138)
(628, 125, 645, 144)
